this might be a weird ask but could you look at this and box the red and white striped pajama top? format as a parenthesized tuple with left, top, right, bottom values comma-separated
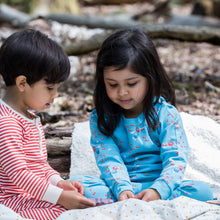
(0, 99, 66, 220)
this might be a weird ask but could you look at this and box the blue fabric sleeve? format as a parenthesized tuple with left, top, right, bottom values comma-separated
(150, 104, 189, 200)
(90, 110, 134, 199)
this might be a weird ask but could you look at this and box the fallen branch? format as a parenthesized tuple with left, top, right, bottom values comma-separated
(82, 0, 148, 5)
(63, 31, 112, 55)
(46, 137, 71, 156)
(1, 3, 220, 55)
(45, 126, 73, 138)
(46, 13, 139, 29)
(63, 24, 220, 55)
(46, 13, 220, 31)
(141, 24, 220, 44)
(0, 4, 30, 27)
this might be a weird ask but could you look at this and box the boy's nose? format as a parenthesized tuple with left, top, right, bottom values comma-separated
(52, 90, 58, 98)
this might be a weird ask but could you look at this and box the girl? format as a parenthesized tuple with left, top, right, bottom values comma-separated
(0, 29, 95, 220)
(73, 28, 213, 202)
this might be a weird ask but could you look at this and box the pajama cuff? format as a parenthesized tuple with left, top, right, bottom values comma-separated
(49, 174, 64, 186)
(150, 180, 171, 200)
(43, 184, 63, 204)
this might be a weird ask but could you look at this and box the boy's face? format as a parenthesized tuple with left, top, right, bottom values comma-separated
(23, 78, 60, 112)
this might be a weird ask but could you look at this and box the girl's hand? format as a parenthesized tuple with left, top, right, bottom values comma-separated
(135, 188, 161, 202)
(57, 180, 84, 195)
(57, 190, 95, 210)
(118, 190, 135, 201)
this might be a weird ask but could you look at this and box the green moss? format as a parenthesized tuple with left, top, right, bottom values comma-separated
(2, 0, 34, 13)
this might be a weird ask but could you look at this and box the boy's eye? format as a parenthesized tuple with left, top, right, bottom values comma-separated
(47, 87, 54, 91)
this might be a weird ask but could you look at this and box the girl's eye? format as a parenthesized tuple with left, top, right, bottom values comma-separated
(109, 84, 117, 88)
(47, 87, 54, 91)
(128, 82, 137, 87)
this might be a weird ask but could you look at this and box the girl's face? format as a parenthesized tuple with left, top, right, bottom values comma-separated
(104, 66, 148, 118)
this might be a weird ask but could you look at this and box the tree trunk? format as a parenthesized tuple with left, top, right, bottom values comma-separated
(1, 3, 220, 55)
(0, 4, 30, 27)
(82, 0, 150, 5)
(46, 137, 71, 156)
(63, 25, 220, 55)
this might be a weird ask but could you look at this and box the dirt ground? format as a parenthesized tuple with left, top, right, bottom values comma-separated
(0, 2, 219, 125)
(48, 2, 220, 126)
(0, 1, 219, 177)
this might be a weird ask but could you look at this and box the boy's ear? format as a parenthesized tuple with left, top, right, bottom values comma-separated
(15, 75, 27, 92)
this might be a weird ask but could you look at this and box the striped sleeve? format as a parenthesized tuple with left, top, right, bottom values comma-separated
(0, 117, 59, 202)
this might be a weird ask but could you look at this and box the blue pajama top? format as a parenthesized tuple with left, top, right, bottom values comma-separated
(90, 97, 189, 200)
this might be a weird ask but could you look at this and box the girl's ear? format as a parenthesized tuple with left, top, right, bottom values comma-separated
(15, 75, 27, 92)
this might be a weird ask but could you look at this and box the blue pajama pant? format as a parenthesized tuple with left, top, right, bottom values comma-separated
(70, 175, 213, 202)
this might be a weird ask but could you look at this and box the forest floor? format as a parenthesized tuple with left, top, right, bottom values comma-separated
(0, 2, 219, 177)
(46, 2, 220, 125)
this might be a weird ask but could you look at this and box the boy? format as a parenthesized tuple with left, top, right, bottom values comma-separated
(0, 29, 95, 220)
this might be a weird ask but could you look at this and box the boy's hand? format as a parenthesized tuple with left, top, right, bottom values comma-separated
(57, 190, 95, 210)
(135, 188, 161, 202)
(118, 190, 135, 201)
(57, 180, 84, 195)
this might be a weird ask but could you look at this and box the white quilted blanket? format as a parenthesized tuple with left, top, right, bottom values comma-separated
(1, 196, 219, 220)
(57, 196, 220, 220)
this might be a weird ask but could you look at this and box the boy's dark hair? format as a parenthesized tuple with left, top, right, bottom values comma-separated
(94, 28, 175, 136)
(0, 29, 70, 86)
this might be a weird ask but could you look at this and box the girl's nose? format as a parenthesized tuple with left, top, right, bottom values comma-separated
(118, 87, 128, 96)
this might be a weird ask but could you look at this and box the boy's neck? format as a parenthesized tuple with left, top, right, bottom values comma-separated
(3, 89, 34, 119)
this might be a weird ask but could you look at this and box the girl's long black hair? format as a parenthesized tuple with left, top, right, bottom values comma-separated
(94, 28, 175, 136)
